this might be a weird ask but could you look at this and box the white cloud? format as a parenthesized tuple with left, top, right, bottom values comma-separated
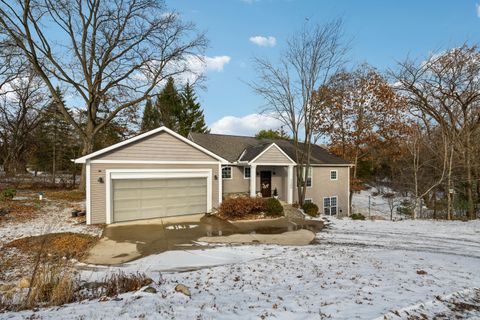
(210, 113, 283, 136)
(249, 36, 277, 47)
(140, 54, 231, 85)
(476, 3, 480, 17)
(205, 55, 231, 72)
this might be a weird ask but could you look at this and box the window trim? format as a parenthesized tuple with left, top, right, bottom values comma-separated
(304, 198, 313, 204)
(323, 196, 338, 216)
(243, 167, 251, 179)
(222, 166, 233, 180)
(303, 166, 313, 188)
(330, 170, 338, 181)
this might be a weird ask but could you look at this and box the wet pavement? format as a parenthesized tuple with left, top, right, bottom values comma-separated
(83, 214, 324, 265)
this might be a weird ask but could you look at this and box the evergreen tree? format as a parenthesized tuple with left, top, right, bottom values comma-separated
(155, 77, 182, 130)
(255, 128, 289, 140)
(140, 98, 160, 132)
(32, 86, 76, 183)
(178, 82, 209, 136)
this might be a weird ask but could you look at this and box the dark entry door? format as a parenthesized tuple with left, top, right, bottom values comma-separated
(260, 171, 272, 197)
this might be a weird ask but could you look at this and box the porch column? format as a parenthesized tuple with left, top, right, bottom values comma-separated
(250, 164, 257, 197)
(287, 165, 294, 204)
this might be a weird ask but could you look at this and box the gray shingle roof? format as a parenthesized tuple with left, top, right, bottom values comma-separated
(188, 132, 350, 165)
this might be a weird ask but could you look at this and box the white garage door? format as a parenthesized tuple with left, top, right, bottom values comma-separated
(112, 177, 208, 223)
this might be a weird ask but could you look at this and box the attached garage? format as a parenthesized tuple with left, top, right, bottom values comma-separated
(106, 169, 212, 224)
(74, 127, 226, 225)
(112, 178, 207, 223)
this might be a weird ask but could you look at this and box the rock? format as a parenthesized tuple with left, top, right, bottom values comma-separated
(143, 286, 157, 294)
(77, 210, 86, 217)
(416, 270, 428, 275)
(17, 277, 30, 289)
(174, 284, 191, 297)
(71, 209, 80, 217)
(0, 208, 9, 217)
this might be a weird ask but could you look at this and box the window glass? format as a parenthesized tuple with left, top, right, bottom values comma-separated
(222, 166, 232, 179)
(304, 198, 312, 204)
(244, 167, 251, 178)
(330, 170, 337, 180)
(303, 167, 312, 187)
(324, 196, 337, 215)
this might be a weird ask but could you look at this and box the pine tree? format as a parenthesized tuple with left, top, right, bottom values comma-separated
(155, 77, 182, 131)
(178, 82, 209, 137)
(32, 86, 76, 183)
(140, 98, 160, 132)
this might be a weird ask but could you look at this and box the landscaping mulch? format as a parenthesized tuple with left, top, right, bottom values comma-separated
(5, 232, 99, 260)
(0, 202, 40, 224)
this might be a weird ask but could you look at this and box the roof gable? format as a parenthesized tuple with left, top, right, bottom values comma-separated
(75, 127, 227, 163)
(247, 143, 296, 164)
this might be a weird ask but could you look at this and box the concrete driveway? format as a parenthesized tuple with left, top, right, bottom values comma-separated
(83, 214, 323, 265)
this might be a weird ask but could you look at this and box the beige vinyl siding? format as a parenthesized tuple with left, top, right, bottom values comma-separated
(252, 145, 292, 164)
(293, 166, 350, 217)
(90, 163, 219, 224)
(96, 131, 216, 161)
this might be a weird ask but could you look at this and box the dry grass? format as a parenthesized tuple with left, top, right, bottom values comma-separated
(44, 190, 85, 202)
(0, 201, 41, 224)
(100, 272, 153, 297)
(23, 261, 79, 309)
(5, 232, 99, 260)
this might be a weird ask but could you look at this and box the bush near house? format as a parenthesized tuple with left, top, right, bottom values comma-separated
(302, 202, 319, 217)
(265, 198, 284, 216)
(218, 197, 267, 219)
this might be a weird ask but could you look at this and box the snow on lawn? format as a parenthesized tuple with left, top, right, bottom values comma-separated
(4, 217, 480, 319)
(0, 200, 102, 246)
(352, 188, 407, 220)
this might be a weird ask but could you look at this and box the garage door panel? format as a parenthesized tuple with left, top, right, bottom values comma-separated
(112, 177, 208, 222)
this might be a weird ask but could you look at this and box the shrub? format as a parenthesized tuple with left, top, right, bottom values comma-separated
(302, 202, 319, 217)
(396, 200, 413, 216)
(265, 198, 284, 216)
(350, 213, 366, 220)
(218, 197, 266, 219)
(1, 188, 16, 201)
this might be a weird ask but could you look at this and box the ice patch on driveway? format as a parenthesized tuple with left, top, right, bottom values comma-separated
(79, 244, 284, 281)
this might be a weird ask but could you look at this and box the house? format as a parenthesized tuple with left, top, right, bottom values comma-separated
(75, 127, 351, 225)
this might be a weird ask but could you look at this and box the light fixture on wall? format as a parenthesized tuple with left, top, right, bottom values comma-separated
(214, 175, 218, 180)
(97, 177, 104, 183)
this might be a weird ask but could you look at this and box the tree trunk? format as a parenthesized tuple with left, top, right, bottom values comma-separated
(78, 138, 94, 192)
(446, 145, 454, 220)
(465, 134, 474, 219)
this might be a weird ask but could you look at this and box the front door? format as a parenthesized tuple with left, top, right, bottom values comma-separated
(260, 171, 272, 197)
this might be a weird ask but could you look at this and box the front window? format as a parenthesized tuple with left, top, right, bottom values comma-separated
(303, 167, 312, 187)
(324, 196, 337, 215)
(244, 167, 251, 179)
(304, 198, 312, 204)
(222, 166, 232, 179)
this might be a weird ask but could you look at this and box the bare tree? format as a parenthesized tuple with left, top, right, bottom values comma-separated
(393, 45, 480, 219)
(250, 19, 348, 205)
(0, 0, 207, 189)
(0, 69, 47, 175)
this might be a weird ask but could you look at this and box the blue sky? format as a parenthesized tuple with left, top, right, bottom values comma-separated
(166, 0, 480, 136)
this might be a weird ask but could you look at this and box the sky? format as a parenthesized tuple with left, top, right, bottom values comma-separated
(163, 0, 480, 136)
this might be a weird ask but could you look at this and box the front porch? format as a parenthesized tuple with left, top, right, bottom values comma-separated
(247, 164, 294, 204)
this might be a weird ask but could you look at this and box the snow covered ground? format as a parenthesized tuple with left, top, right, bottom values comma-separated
(3, 217, 480, 319)
(352, 188, 409, 220)
(0, 200, 102, 246)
